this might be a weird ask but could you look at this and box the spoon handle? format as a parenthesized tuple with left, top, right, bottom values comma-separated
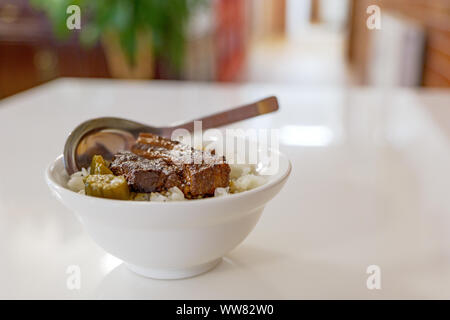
(166, 96, 279, 134)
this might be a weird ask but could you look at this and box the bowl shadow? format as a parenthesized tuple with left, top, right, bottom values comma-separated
(95, 244, 288, 299)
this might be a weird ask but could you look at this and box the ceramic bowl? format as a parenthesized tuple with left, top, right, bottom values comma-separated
(45, 151, 291, 279)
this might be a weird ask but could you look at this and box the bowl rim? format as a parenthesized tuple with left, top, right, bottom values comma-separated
(45, 150, 291, 206)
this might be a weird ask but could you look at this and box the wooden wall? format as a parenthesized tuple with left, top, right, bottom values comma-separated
(348, 0, 450, 87)
(0, 0, 255, 97)
(0, 0, 109, 98)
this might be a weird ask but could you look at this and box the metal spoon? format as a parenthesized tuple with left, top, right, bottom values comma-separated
(64, 96, 279, 174)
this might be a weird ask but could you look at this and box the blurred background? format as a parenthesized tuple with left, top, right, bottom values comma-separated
(0, 0, 448, 99)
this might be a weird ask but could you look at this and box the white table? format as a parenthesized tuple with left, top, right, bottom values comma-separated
(1, 78, 450, 299)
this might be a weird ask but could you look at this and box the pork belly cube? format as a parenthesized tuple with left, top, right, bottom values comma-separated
(183, 163, 231, 197)
(110, 151, 182, 193)
(131, 133, 231, 197)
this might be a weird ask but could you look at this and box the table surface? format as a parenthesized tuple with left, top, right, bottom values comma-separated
(1, 78, 450, 299)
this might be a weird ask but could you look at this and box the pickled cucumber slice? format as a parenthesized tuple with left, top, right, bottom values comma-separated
(90, 155, 113, 175)
(84, 174, 130, 200)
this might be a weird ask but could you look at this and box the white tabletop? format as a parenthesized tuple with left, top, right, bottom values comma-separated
(1, 78, 450, 299)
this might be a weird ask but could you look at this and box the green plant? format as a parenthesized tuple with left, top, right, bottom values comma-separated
(31, 0, 204, 70)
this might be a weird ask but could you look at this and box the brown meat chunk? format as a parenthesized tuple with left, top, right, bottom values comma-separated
(182, 162, 231, 197)
(110, 151, 182, 193)
(131, 133, 230, 197)
(135, 132, 179, 150)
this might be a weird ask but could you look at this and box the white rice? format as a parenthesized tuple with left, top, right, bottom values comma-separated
(67, 167, 89, 195)
(214, 187, 229, 197)
(67, 163, 266, 201)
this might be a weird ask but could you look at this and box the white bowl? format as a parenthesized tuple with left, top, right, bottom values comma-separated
(45, 151, 291, 279)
